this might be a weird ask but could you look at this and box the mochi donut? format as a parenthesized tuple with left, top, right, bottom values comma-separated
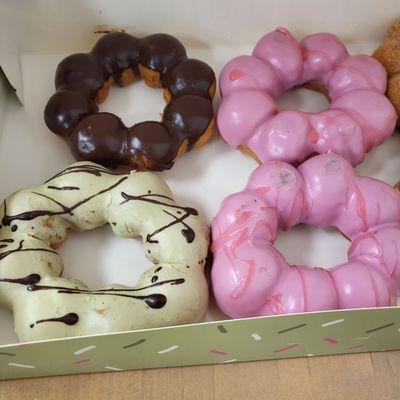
(218, 28, 396, 166)
(374, 19, 400, 126)
(0, 162, 209, 341)
(44, 32, 216, 172)
(211, 153, 400, 318)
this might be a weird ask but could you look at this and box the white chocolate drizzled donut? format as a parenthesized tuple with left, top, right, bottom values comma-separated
(0, 162, 209, 341)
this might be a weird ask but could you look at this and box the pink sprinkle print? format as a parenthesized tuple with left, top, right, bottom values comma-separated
(74, 358, 91, 365)
(323, 338, 338, 344)
(349, 344, 365, 350)
(273, 343, 299, 353)
(210, 349, 227, 356)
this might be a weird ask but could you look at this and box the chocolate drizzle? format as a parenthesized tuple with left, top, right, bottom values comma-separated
(55, 291, 167, 309)
(1, 270, 183, 313)
(44, 163, 124, 183)
(27, 277, 184, 294)
(1, 176, 128, 227)
(44, 32, 215, 171)
(120, 192, 198, 243)
(0, 240, 58, 261)
(0, 161, 197, 329)
(33, 313, 79, 327)
(0, 274, 41, 285)
(1, 164, 198, 245)
(47, 185, 80, 191)
(26, 277, 185, 309)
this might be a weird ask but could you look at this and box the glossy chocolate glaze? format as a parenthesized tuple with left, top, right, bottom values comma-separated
(139, 33, 187, 77)
(69, 113, 127, 164)
(92, 32, 140, 85)
(44, 32, 215, 171)
(44, 90, 98, 136)
(164, 94, 214, 147)
(164, 59, 216, 98)
(55, 53, 107, 97)
(127, 122, 175, 170)
(69, 115, 177, 170)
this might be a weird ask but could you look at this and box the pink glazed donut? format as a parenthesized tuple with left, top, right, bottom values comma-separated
(211, 153, 400, 317)
(218, 28, 397, 166)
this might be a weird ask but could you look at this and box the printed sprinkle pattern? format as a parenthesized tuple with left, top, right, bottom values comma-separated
(0, 308, 398, 380)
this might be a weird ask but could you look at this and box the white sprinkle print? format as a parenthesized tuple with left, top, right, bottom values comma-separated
(158, 345, 179, 354)
(219, 359, 238, 363)
(105, 366, 124, 371)
(251, 333, 262, 341)
(321, 319, 345, 327)
(74, 345, 96, 355)
(8, 362, 35, 369)
(354, 335, 371, 340)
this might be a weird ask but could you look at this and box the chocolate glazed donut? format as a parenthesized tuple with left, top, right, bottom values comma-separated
(44, 32, 216, 171)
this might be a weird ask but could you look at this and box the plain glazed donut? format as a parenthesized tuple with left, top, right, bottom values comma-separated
(44, 32, 216, 171)
(218, 28, 396, 166)
(211, 153, 400, 318)
(0, 162, 209, 341)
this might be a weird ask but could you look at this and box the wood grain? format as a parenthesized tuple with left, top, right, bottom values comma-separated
(0, 351, 399, 399)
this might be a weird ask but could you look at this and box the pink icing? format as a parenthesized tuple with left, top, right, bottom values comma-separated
(253, 28, 303, 90)
(299, 32, 348, 83)
(218, 29, 396, 166)
(220, 55, 281, 98)
(211, 153, 400, 317)
(217, 89, 276, 148)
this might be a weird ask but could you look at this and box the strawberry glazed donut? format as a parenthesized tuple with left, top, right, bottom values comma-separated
(211, 153, 400, 317)
(218, 28, 397, 166)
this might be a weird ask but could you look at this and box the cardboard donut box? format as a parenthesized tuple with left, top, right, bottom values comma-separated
(0, 0, 400, 380)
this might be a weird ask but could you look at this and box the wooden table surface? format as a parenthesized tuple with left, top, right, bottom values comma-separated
(0, 351, 399, 399)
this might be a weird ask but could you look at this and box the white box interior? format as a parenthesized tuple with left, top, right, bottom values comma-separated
(1, 0, 400, 346)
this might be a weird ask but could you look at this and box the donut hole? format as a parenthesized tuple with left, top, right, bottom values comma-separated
(274, 224, 349, 268)
(277, 86, 330, 113)
(57, 228, 148, 289)
(100, 78, 165, 127)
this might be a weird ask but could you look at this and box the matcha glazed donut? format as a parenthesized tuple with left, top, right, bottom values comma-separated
(0, 162, 209, 341)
